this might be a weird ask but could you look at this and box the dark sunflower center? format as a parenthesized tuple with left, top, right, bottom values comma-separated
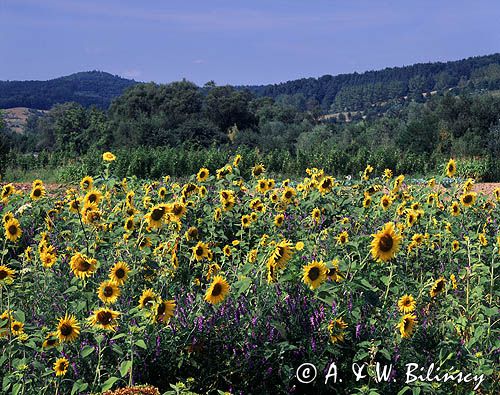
(103, 286, 114, 297)
(308, 267, 320, 281)
(77, 258, 91, 272)
(435, 281, 444, 292)
(323, 179, 332, 188)
(172, 205, 183, 215)
(13, 324, 20, 331)
(151, 208, 164, 221)
(97, 311, 112, 324)
(33, 188, 42, 197)
(115, 268, 125, 279)
(126, 220, 133, 229)
(60, 324, 73, 336)
(211, 283, 222, 297)
(46, 338, 57, 346)
(89, 194, 97, 203)
(71, 201, 79, 209)
(404, 299, 411, 306)
(0, 270, 7, 280)
(157, 303, 166, 315)
(8, 225, 17, 235)
(463, 195, 472, 204)
(143, 296, 153, 306)
(379, 235, 394, 252)
(195, 246, 204, 256)
(327, 268, 337, 277)
(285, 191, 292, 199)
(404, 318, 411, 330)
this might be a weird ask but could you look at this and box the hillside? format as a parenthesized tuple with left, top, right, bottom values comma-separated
(2, 53, 500, 115)
(245, 53, 500, 112)
(0, 71, 137, 110)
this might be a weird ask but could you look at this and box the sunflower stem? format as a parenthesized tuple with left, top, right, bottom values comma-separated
(383, 260, 395, 306)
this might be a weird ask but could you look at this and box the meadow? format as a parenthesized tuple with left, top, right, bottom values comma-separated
(0, 153, 498, 394)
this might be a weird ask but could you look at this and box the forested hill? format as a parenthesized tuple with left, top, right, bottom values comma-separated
(245, 53, 500, 112)
(2, 53, 500, 112)
(0, 71, 137, 110)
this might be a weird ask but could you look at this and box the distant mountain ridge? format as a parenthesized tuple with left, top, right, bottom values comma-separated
(0, 71, 137, 110)
(2, 53, 500, 112)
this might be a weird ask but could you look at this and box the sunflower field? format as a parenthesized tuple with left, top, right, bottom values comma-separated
(0, 154, 499, 395)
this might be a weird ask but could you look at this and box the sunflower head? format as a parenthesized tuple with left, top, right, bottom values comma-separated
(97, 280, 121, 304)
(4, 218, 22, 243)
(446, 159, 457, 177)
(56, 314, 80, 343)
(102, 152, 116, 162)
(302, 260, 328, 290)
(370, 222, 402, 262)
(139, 289, 158, 309)
(89, 308, 120, 331)
(430, 277, 446, 298)
(398, 314, 417, 339)
(397, 294, 416, 313)
(328, 318, 348, 343)
(197, 168, 210, 182)
(154, 299, 176, 324)
(70, 253, 97, 279)
(54, 357, 69, 377)
(0, 265, 15, 284)
(204, 275, 230, 305)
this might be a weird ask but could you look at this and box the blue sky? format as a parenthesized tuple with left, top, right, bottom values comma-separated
(1, 0, 499, 85)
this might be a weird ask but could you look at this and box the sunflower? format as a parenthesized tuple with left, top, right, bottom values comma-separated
(446, 159, 456, 177)
(328, 318, 348, 344)
(450, 274, 458, 290)
(406, 211, 417, 227)
(102, 151, 116, 162)
(397, 294, 416, 313)
(146, 204, 166, 229)
(88, 308, 120, 331)
(138, 289, 158, 309)
(241, 214, 252, 228)
(11, 320, 24, 336)
(2, 212, 13, 224)
(451, 240, 460, 252)
(380, 195, 392, 210)
(0, 265, 15, 284)
(204, 275, 230, 305)
(233, 154, 242, 167)
(429, 277, 446, 298)
(450, 201, 460, 216)
(192, 241, 210, 261)
(311, 208, 321, 223)
(40, 252, 57, 268)
(53, 357, 69, 377)
(398, 314, 417, 339)
(1, 184, 14, 199)
(56, 314, 80, 343)
(363, 195, 372, 208)
(336, 231, 349, 245)
(30, 185, 46, 200)
(295, 241, 304, 251)
(256, 179, 268, 194)
(4, 218, 22, 242)
(267, 240, 294, 270)
(81, 202, 101, 224)
(83, 189, 103, 206)
(223, 245, 232, 257)
(274, 214, 284, 227)
(124, 216, 135, 232)
(494, 188, 500, 201)
(168, 202, 187, 222)
(318, 176, 334, 194)
(80, 176, 93, 191)
(479, 233, 488, 247)
(69, 252, 97, 279)
(326, 260, 344, 282)
(370, 222, 402, 262)
(281, 187, 296, 203)
(154, 299, 176, 324)
(252, 164, 265, 178)
(68, 198, 81, 213)
(42, 332, 59, 349)
(97, 280, 121, 304)
(460, 192, 477, 207)
(302, 260, 328, 290)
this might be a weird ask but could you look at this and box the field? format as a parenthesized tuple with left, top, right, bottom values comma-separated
(0, 154, 499, 394)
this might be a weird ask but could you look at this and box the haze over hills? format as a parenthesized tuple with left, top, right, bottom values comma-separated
(1, 53, 500, 114)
